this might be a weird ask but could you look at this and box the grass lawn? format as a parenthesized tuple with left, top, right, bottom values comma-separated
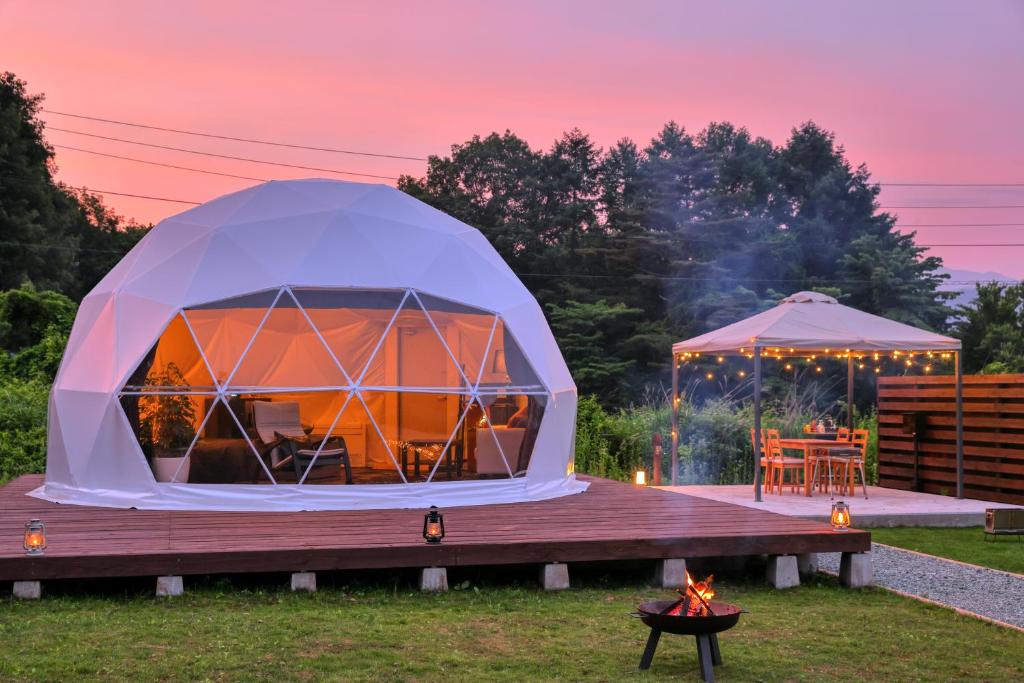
(1, 572, 1022, 682)
(871, 526, 1024, 575)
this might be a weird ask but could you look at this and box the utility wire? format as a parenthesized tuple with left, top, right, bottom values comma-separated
(42, 109, 428, 161)
(54, 144, 268, 182)
(46, 127, 401, 181)
(879, 205, 1024, 209)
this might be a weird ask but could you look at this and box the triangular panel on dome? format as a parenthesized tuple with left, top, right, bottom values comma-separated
(475, 319, 546, 394)
(121, 313, 216, 392)
(229, 289, 348, 389)
(473, 393, 547, 478)
(183, 289, 281, 387)
(297, 390, 408, 484)
(361, 292, 471, 390)
(293, 288, 406, 385)
(298, 391, 404, 485)
(415, 293, 498, 390)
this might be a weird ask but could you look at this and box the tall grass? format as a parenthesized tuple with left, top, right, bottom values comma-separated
(573, 382, 879, 485)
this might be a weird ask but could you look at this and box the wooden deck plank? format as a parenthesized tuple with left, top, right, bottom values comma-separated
(0, 475, 869, 581)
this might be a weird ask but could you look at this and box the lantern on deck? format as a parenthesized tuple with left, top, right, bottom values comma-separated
(831, 501, 851, 531)
(634, 469, 647, 487)
(423, 506, 445, 544)
(23, 519, 46, 555)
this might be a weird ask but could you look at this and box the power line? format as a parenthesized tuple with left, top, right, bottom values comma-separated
(896, 223, 1024, 227)
(42, 109, 428, 161)
(54, 144, 268, 182)
(46, 127, 401, 181)
(879, 182, 1024, 187)
(879, 205, 1024, 209)
(73, 188, 200, 204)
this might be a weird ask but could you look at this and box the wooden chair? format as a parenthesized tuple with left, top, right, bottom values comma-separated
(766, 431, 804, 494)
(830, 429, 869, 498)
(836, 427, 851, 441)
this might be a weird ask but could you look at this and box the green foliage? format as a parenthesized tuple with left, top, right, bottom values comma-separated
(138, 363, 196, 453)
(0, 377, 48, 483)
(0, 72, 148, 300)
(573, 395, 669, 481)
(0, 282, 76, 352)
(575, 390, 880, 486)
(954, 282, 1024, 374)
(402, 120, 952, 406)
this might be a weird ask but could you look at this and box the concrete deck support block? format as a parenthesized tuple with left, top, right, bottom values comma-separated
(156, 575, 183, 597)
(766, 555, 800, 589)
(291, 571, 317, 592)
(419, 567, 448, 592)
(797, 553, 819, 577)
(840, 552, 873, 588)
(540, 562, 570, 590)
(654, 558, 687, 588)
(13, 580, 41, 600)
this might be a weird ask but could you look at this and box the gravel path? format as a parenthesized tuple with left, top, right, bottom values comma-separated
(818, 543, 1024, 629)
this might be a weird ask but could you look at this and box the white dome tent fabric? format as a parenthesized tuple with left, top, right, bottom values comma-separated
(34, 179, 584, 511)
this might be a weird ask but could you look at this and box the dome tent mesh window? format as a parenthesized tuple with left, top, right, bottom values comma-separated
(119, 287, 550, 486)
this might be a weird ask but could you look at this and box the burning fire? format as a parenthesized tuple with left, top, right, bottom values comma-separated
(665, 570, 716, 617)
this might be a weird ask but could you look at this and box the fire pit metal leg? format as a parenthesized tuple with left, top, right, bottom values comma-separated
(696, 634, 715, 682)
(709, 633, 723, 666)
(639, 628, 661, 670)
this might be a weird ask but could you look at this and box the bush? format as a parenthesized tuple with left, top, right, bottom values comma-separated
(573, 395, 671, 481)
(0, 377, 49, 483)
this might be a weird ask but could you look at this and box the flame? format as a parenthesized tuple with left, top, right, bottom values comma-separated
(685, 570, 716, 604)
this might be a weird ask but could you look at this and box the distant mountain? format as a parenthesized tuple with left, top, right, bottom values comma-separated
(937, 268, 1019, 309)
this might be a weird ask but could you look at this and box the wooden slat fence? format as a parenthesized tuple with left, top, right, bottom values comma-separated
(878, 374, 1024, 505)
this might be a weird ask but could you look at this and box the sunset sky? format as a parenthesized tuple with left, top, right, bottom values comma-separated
(4, 1, 1024, 278)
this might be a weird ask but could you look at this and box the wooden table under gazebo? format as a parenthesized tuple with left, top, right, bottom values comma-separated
(669, 291, 963, 502)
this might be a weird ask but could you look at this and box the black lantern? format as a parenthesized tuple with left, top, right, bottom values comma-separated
(423, 506, 445, 544)
(24, 518, 46, 555)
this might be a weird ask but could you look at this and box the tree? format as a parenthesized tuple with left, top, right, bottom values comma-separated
(0, 72, 149, 299)
(954, 282, 1024, 374)
(401, 120, 952, 407)
(0, 72, 80, 292)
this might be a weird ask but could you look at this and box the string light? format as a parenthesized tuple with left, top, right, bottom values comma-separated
(815, 366, 822, 373)
(716, 356, 724, 363)
(784, 363, 793, 371)
(924, 364, 933, 373)
(705, 372, 714, 380)
(738, 370, 747, 378)
(874, 367, 881, 374)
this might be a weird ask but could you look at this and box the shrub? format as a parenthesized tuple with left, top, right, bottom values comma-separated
(0, 377, 49, 483)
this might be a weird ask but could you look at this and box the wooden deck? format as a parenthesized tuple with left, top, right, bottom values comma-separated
(0, 475, 869, 582)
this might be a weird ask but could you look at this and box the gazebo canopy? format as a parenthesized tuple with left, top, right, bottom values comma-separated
(668, 290, 964, 500)
(673, 291, 960, 355)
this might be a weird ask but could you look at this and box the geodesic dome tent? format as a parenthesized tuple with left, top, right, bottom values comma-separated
(33, 179, 583, 511)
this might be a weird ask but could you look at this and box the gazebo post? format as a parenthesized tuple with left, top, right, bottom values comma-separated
(671, 352, 679, 486)
(955, 350, 964, 499)
(847, 355, 854, 431)
(753, 346, 763, 502)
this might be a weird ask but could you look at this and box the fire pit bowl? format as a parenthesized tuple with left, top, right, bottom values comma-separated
(634, 600, 744, 682)
(637, 600, 742, 635)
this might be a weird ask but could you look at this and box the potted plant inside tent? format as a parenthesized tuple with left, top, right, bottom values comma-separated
(138, 362, 197, 483)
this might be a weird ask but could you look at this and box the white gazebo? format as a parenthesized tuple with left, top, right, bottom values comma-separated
(670, 291, 963, 501)
(36, 179, 582, 511)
